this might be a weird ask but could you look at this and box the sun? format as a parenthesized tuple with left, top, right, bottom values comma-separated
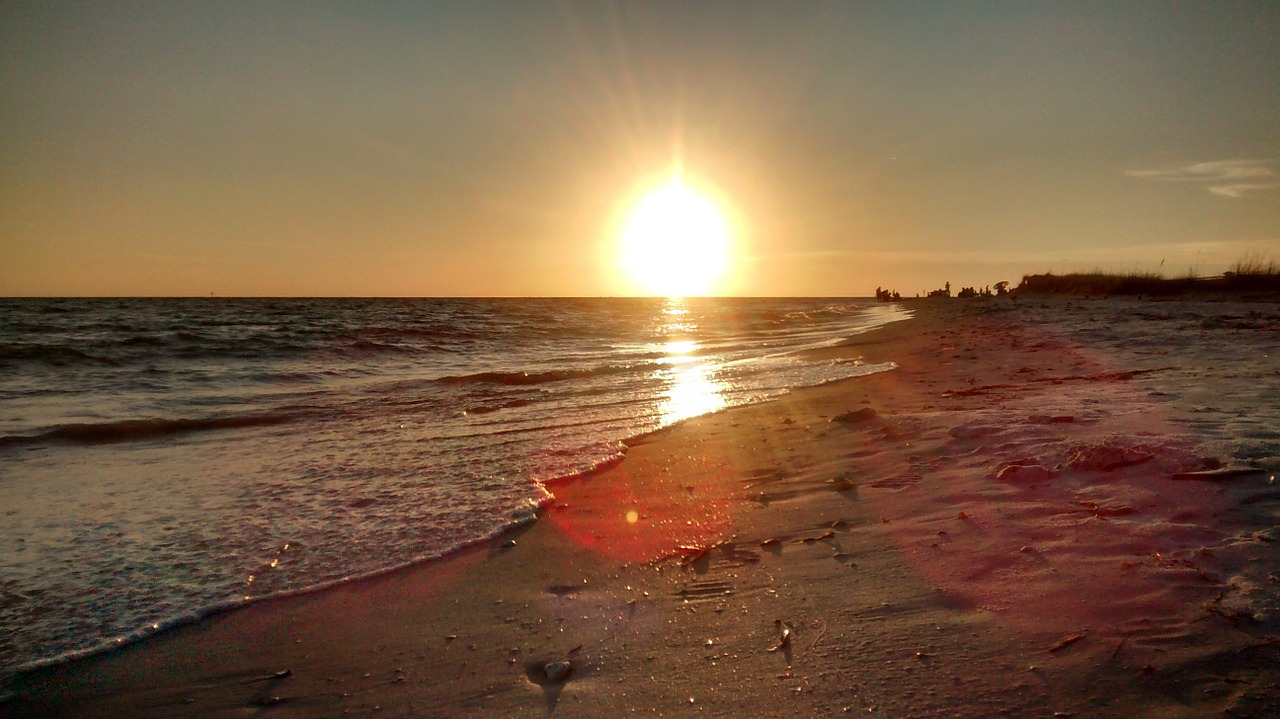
(619, 178, 730, 297)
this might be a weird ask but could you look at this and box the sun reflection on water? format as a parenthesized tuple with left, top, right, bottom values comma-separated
(660, 362, 727, 424)
(661, 339, 698, 359)
(657, 300, 726, 424)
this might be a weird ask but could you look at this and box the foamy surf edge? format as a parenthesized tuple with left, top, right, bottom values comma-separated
(4, 492, 552, 681)
(4, 326, 905, 681)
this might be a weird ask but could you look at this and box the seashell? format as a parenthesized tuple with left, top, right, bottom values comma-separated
(544, 660, 572, 682)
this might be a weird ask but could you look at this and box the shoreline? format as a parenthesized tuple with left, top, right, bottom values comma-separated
(0, 498, 550, 681)
(0, 298, 905, 679)
(0, 305, 906, 681)
(7, 300, 1278, 718)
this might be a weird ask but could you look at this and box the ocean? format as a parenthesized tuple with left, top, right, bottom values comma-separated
(0, 297, 907, 673)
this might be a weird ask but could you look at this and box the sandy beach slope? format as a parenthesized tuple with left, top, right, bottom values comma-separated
(6, 300, 1278, 718)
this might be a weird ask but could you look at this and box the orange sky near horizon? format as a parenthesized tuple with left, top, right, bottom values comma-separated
(2, 2, 1278, 297)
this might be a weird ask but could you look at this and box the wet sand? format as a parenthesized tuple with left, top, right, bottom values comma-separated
(6, 300, 1278, 718)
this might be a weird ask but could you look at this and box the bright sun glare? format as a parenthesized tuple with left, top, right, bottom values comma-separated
(620, 178, 730, 297)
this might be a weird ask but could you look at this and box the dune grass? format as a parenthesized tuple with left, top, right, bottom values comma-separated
(1230, 253, 1280, 277)
(1016, 256, 1280, 298)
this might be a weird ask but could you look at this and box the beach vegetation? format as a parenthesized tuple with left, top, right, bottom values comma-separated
(1230, 253, 1280, 277)
(1014, 255, 1280, 298)
(875, 255, 1278, 301)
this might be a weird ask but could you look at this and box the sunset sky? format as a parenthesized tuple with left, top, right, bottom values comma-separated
(2, 1, 1278, 297)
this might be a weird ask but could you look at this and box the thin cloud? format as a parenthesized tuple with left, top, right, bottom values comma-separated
(1208, 183, 1280, 198)
(1125, 159, 1276, 198)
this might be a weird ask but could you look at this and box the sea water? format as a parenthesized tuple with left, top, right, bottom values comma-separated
(0, 297, 907, 673)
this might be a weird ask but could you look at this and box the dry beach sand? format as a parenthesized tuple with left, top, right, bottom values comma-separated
(6, 299, 1279, 718)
